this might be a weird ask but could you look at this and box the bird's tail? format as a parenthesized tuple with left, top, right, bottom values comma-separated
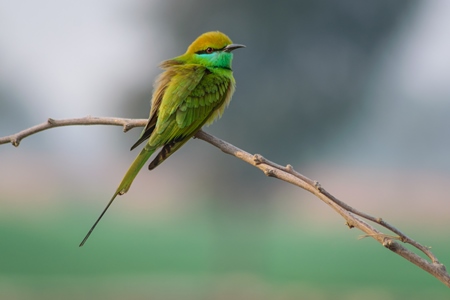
(115, 145, 157, 196)
(148, 139, 189, 170)
(79, 145, 156, 247)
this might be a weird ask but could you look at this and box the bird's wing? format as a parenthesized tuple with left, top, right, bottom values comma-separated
(146, 68, 233, 169)
(151, 67, 232, 146)
(129, 61, 200, 151)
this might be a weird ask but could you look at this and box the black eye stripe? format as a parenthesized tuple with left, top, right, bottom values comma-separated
(195, 46, 226, 55)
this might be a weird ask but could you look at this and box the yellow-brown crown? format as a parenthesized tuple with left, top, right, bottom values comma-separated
(185, 31, 233, 54)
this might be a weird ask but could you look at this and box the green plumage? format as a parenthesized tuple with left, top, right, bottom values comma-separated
(80, 31, 245, 246)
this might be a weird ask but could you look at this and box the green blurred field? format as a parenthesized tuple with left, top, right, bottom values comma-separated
(1, 202, 448, 300)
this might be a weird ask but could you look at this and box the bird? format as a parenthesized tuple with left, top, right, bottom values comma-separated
(79, 31, 245, 246)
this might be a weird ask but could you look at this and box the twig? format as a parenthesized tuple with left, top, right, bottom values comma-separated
(194, 134, 449, 287)
(1, 116, 449, 287)
(0, 116, 148, 147)
(194, 131, 449, 286)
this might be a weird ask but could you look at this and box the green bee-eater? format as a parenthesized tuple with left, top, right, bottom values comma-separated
(80, 31, 245, 246)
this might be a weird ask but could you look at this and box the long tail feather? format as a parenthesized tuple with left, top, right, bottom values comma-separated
(79, 191, 120, 247)
(79, 146, 156, 246)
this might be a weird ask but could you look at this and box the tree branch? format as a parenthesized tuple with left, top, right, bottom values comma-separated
(1, 116, 449, 287)
(0, 116, 148, 146)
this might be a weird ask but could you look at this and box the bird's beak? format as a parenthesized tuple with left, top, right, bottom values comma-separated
(224, 44, 246, 52)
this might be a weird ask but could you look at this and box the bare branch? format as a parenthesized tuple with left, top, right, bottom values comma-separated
(1, 116, 449, 287)
(194, 130, 450, 287)
(0, 116, 148, 147)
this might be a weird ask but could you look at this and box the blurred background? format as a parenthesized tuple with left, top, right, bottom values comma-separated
(1, 0, 450, 298)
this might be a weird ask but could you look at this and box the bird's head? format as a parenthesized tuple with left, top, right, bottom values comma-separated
(182, 31, 245, 69)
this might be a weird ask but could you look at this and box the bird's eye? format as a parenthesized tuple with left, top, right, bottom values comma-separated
(206, 47, 213, 54)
